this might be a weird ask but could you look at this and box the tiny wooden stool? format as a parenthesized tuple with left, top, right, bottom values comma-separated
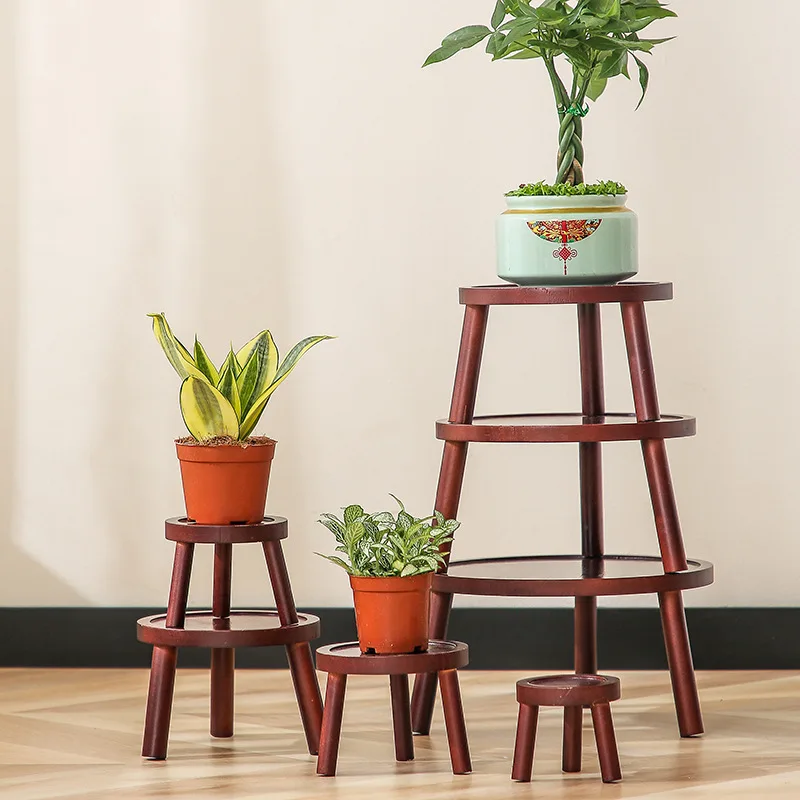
(512, 674, 622, 784)
(315, 641, 471, 777)
(137, 516, 323, 760)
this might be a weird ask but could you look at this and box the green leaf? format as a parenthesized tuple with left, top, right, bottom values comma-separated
(179, 376, 239, 440)
(148, 313, 209, 382)
(193, 338, 220, 385)
(238, 335, 332, 439)
(235, 331, 278, 415)
(218, 347, 243, 382)
(217, 365, 242, 419)
(586, 74, 608, 101)
(423, 25, 492, 67)
(588, 0, 621, 18)
(344, 505, 365, 525)
(632, 52, 650, 108)
(315, 553, 353, 574)
(491, 0, 507, 29)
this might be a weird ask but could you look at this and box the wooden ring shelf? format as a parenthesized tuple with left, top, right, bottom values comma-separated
(165, 516, 288, 544)
(433, 556, 713, 598)
(517, 674, 621, 707)
(459, 282, 672, 306)
(137, 610, 320, 648)
(316, 640, 469, 676)
(437, 413, 695, 444)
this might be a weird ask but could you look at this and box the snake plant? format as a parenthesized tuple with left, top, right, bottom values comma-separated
(317, 497, 460, 578)
(149, 313, 332, 442)
(425, 0, 676, 185)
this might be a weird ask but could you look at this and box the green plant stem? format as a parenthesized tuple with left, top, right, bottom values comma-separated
(548, 59, 584, 186)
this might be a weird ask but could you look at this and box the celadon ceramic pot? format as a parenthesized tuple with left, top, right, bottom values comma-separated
(496, 194, 638, 286)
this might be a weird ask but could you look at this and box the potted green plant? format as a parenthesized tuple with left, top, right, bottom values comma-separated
(317, 497, 460, 654)
(149, 313, 332, 525)
(425, 0, 676, 286)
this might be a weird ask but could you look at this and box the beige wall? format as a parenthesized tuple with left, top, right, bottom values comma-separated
(0, 0, 796, 609)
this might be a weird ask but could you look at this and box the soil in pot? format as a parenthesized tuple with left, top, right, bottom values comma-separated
(175, 436, 276, 525)
(349, 572, 433, 654)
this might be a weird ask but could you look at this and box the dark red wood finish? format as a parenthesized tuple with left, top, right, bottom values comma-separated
(514, 675, 622, 784)
(139, 517, 323, 759)
(141, 541, 193, 759)
(622, 301, 703, 738)
(264, 539, 324, 754)
(165, 516, 288, 544)
(317, 641, 471, 777)
(459, 281, 672, 306)
(411, 303, 488, 735)
(437, 413, 695, 443)
(411, 283, 711, 741)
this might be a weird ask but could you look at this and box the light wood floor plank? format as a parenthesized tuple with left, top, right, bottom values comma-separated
(0, 669, 797, 799)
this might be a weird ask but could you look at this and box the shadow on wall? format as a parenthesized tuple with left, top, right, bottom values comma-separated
(0, 3, 85, 603)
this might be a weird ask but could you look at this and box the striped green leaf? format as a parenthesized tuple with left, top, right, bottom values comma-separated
(236, 331, 278, 415)
(218, 347, 243, 383)
(179, 377, 239, 440)
(193, 337, 220, 385)
(148, 313, 208, 382)
(216, 365, 242, 419)
(238, 335, 332, 439)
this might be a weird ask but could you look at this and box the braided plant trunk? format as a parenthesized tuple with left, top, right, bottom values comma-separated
(556, 110, 585, 186)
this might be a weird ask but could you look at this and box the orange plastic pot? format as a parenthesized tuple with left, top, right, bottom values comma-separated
(349, 572, 433, 654)
(175, 439, 276, 525)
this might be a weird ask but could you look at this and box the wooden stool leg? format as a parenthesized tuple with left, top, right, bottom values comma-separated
(439, 668, 472, 775)
(412, 304, 488, 736)
(316, 673, 347, 777)
(389, 674, 414, 762)
(622, 301, 703, 737)
(142, 541, 194, 759)
(264, 539, 323, 754)
(210, 543, 234, 738)
(562, 706, 583, 773)
(591, 703, 622, 783)
(511, 704, 538, 782)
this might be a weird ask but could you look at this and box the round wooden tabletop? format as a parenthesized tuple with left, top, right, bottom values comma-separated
(437, 413, 695, 444)
(165, 516, 289, 544)
(136, 610, 320, 648)
(517, 674, 621, 707)
(433, 555, 714, 598)
(315, 641, 469, 676)
(459, 282, 673, 306)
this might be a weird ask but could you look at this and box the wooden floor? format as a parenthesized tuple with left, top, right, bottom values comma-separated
(0, 669, 797, 799)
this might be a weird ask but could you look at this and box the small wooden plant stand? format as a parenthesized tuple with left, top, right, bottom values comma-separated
(137, 516, 323, 760)
(410, 283, 714, 753)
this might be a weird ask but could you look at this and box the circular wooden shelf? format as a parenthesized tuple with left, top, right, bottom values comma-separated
(459, 282, 672, 306)
(437, 413, 695, 443)
(165, 516, 288, 544)
(315, 640, 469, 676)
(136, 610, 320, 648)
(433, 556, 713, 598)
(517, 675, 621, 707)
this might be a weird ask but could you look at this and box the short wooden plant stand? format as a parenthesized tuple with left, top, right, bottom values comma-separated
(137, 516, 323, 760)
(410, 283, 714, 751)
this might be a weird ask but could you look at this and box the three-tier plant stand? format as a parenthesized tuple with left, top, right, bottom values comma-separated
(409, 283, 713, 752)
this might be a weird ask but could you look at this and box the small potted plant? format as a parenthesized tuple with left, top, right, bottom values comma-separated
(149, 313, 331, 525)
(317, 497, 460, 654)
(425, 0, 676, 286)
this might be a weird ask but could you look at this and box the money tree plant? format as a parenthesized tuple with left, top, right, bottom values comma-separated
(149, 313, 331, 442)
(425, 0, 677, 188)
(317, 497, 460, 578)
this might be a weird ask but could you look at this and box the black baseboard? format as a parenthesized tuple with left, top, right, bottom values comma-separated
(0, 607, 794, 669)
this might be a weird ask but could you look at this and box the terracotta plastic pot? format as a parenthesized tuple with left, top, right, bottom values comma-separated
(175, 439, 276, 525)
(349, 572, 433, 654)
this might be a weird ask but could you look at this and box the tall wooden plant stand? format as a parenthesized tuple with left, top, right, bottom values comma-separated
(137, 516, 323, 760)
(409, 283, 713, 745)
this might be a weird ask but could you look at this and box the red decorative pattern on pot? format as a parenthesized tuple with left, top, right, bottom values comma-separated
(528, 219, 602, 275)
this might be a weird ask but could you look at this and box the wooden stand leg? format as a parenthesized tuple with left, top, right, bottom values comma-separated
(316, 673, 347, 777)
(264, 539, 323, 754)
(622, 301, 703, 737)
(389, 674, 414, 762)
(562, 706, 583, 773)
(439, 669, 472, 775)
(142, 542, 194, 759)
(411, 304, 488, 735)
(511, 704, 538, 782)
(591, 703, 622, 783)
(210, 543, 234, 738)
